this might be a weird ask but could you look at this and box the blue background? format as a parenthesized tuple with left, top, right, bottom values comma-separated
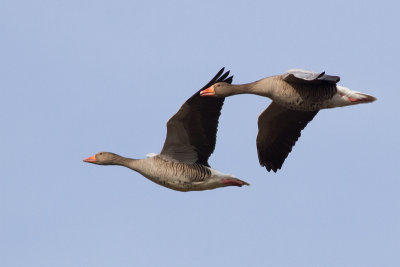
(1, 0, 399, 266)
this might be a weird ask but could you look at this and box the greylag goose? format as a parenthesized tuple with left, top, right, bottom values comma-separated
(200, 69, 376, 172)
(84, 68, 249, 191)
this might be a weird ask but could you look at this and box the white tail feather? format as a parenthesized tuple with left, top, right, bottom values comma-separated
(325, 86, 376, 108)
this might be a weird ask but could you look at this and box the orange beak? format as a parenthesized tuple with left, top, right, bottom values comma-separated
(83, 155, 97, 163)
(200, 86, 215, 96)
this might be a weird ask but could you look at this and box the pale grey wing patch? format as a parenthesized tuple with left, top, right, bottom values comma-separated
(159, 148, 198, 163)
(160, 113, 199, 164)
(286, 69, 322, 81)
(283, 69, 340, 84)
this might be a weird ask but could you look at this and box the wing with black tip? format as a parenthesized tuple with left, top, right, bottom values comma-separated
(160, 68, 233, 166)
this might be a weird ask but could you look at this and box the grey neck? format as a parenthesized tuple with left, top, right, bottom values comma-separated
(109, 154, 141, 172)
(227, 78, 273, 97)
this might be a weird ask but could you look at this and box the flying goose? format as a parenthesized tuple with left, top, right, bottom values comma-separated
(200, 69, 376, 172)
(84, 68, 249, 191)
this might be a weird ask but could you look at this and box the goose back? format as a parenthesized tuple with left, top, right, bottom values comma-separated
(268, 75, 338, 111)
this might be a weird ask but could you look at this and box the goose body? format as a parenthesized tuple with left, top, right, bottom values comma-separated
(200, 69, 376, 172)
(84, 68, 249, 192)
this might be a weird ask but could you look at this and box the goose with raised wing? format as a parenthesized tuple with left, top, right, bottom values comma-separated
(200, 69, 376, 172)
(84, 68, 249, 191)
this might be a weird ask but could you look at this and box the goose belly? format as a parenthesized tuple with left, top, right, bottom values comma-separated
(136, 157, 210, 191)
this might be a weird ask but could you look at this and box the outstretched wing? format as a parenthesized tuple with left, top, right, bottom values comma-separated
(257, 102, 318, 172)
(283, 69, 340, 84)
(160, 68, 233, 167)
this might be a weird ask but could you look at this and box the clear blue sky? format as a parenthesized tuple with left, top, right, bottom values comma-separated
(1, 0, 399, 266)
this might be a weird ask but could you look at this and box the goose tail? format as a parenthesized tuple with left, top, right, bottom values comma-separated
(326, 86, 377, 108)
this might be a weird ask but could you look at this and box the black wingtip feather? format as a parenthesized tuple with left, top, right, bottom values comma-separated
(200, 67, 232, 91)
(210, 67, 225, 84)
(219, 70, 230, 81)
(225, 75, 233, 84)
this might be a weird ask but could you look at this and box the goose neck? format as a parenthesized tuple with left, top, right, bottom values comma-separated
(230, 79, 272, 97)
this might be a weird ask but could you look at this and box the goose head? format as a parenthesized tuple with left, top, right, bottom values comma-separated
(200, 82, 232, 97)
(83, 152, 121, 165)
